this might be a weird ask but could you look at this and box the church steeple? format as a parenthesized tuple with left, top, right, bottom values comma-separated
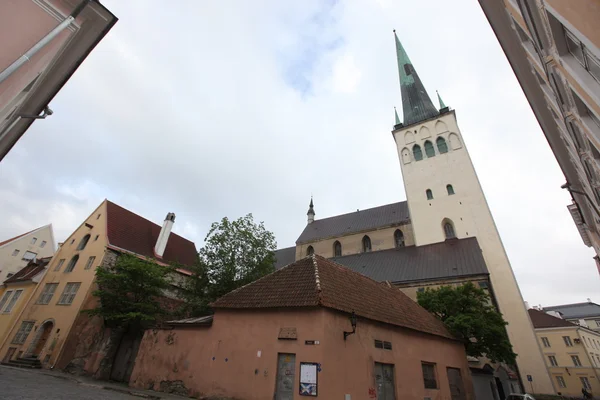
(307, 197, 315, 224)
(394, 30, 439, 126)
(394, 107, 401, 126)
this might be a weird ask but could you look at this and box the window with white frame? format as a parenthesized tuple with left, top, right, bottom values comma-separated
(571, 355, 582, 366)
(36, 283, 59, 305)
(541, 337, 551, 347)
(57, 282, 81, 305)
(556, 376, 566, 388)
(563, 336, 573, 347)
(581, 377, 592, 391)
(12, 321, 34, 344)
(564, 28, 600, 84)
(21, 251, 37, 262)
(548, 355, 558, 366)
(0, 290, 13, 311)
(84, 256, 96, 270)
(11, 249, 19, 257)
(2, 290, 23, 313)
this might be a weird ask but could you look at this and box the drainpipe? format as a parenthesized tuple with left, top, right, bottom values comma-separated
(0, 0, 92, 85)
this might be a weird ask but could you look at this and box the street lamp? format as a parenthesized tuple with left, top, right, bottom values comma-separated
(343, 311, 357, 340)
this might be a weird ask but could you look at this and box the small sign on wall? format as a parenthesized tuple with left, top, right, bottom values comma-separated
(299, 362, 318, 396)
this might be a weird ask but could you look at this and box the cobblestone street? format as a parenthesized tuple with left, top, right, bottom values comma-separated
(0, 366, 180, 399)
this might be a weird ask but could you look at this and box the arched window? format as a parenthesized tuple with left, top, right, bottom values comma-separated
(64, 255, 79, 273)
(362, 236, 372, 253)
(77, 234, 91, 251)
(394, 230, 404, 248)
(426, 189, 433, 200)
(447, 184, 455, 195)
(436, 136, 448, 154)
(333, 241, 342, 257)
(413, 144, 423, 161)
(307, 246, 314, 256)
(424, 140, 435, 157)
(443, 221, 456, 239)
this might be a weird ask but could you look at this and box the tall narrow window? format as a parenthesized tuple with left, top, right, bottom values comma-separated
(413, 144, 423, 161)
(556, 376, 566, 388)
(394, 230, 404, 248)
(333, 241, 342, 257)
(84, 256, 96, 270)
(548, 355, 558, 366)
(362, 236, 372, 252)
(3, 290, 23, 313)
(306, 246, 314, 256)
(571, 355, 582, 366)
(563, 336, 573, 347)
(446, 184, 455, 195)
(581, 377, 592, 390)
(77, 234, 91, 251)
(64, 255, 79, 273)
(436, 136, 448, 153)
(0, 291, 14, 311)
(541, 337, 550, 347)
(12, 321, 34, 344)
(424, 140, 435, 157)
(426, 189, 433, 200)
(54, 259, 65, 272)
(421, 363, 437, 389)
(443, 220, 456, 239)
(57, 282, 81, 305)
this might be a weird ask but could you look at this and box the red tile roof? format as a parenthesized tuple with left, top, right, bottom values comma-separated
(528, 308, 577, 329)
(3, 257, 51, 284)
(106, 201, 197, 267)
(212, 254, 455, 340)
(0, 227, 39, 247)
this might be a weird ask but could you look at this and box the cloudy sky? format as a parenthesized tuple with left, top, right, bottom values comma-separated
(1, 0, 598, 306)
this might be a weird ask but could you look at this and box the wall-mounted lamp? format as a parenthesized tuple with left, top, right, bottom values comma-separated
(561, 182, 600, 219)
(343, 311, 357, 341)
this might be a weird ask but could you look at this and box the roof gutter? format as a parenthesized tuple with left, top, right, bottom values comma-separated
(0, 0, 92, 84)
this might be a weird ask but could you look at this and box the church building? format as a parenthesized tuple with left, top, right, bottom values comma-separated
(274, 32, 556, 397)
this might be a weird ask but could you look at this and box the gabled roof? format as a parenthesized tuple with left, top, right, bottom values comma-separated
(0, 225, 49, 248)
(330, 238, 488, 283)
(528, 309, 576, 329)
(106, 201, 197, 267)
(297, 201, 409, 244)
(213, 254, 455, 340)
(3, 257, 51, 284)
(543, 302, 600, 320)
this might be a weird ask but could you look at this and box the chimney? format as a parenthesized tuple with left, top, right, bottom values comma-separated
(155, 212, 175, 258)
(524, 301, 530, 310)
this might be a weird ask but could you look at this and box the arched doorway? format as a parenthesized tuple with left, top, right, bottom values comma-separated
(27, 319, 54, 358)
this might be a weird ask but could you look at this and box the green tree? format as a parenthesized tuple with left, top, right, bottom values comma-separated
(417, 282, 517, 364)
(184, 214, 276, 316)
(84, 254, 171, 329)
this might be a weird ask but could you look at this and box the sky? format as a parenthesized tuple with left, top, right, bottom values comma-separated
(1, 0, 598, 307)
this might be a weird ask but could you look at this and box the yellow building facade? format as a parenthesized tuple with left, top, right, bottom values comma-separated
(529, 308, 600, 396)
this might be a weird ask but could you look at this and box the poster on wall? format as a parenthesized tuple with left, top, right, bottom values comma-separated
(299, 362, 318, 396)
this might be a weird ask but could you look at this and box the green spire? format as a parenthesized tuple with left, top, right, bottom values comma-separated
(437, 90, 446, 109)
(394, 30, 439, 126)
(394, 107, 400, 126)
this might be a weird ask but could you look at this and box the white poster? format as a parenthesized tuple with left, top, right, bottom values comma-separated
(300, 363, 317, 384)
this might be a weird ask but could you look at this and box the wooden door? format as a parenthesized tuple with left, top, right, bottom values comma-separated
(448, 367, 466, 400)
(275, 353, 296, 400)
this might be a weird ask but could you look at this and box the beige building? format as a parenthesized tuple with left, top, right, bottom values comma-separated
(0, 199, 197, 379)
(529, 308, 600, 396)
(478, 0, 600, 268)
(0, 0, 117, 161)
(274, 32, 554, 396)
(0, 224, 55, 284)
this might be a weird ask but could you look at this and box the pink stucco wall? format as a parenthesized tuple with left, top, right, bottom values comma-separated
(0, 0, 74, 111)
(130, 308, 474, 400)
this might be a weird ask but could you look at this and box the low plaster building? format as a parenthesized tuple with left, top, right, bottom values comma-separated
(528, 308, 600, 396)
(0, 199, 197, 381)
(0, 224, 55, 284)
(130, 255, 475, 400)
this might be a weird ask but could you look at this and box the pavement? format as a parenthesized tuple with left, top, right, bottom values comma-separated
(0, 365, 188, 399)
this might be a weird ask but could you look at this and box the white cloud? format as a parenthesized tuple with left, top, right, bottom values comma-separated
(332, 53, 362, 93)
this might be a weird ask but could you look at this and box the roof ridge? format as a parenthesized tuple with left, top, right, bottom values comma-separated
(311, 254, 322, 304)
(0, 225, 50, 248)
(308, 201, 407, 224)
(545, 302, 599, 308)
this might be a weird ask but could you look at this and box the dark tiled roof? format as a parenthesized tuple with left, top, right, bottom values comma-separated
(212, 254, 455, 340)
(296, 202, 409, 244)
(528, 309, 576, 329)
(4, 257, 51, 284)
(106, 201, 197, 267)
(276, 237, 488, 284)
(274, 246, 296, 270)
(543, 302, 600, 320)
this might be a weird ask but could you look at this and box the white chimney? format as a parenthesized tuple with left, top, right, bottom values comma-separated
(155, 212, 175, 258)
(524, 301, 530, 310)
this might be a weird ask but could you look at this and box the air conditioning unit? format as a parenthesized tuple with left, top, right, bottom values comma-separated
(574, 338, 581, 344)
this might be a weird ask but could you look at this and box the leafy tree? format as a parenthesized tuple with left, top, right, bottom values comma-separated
(417, 282, 517, 365)
(184, 214, 276, 316)
(84, 254, 171, 330)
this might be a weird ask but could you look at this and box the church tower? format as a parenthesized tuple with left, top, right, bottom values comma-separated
(391, 32, 554, 393)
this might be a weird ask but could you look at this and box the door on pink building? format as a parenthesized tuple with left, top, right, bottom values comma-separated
(275, 353, 296, 400)
(374, 362, 396, 400)
(447, 367, 466, 400)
